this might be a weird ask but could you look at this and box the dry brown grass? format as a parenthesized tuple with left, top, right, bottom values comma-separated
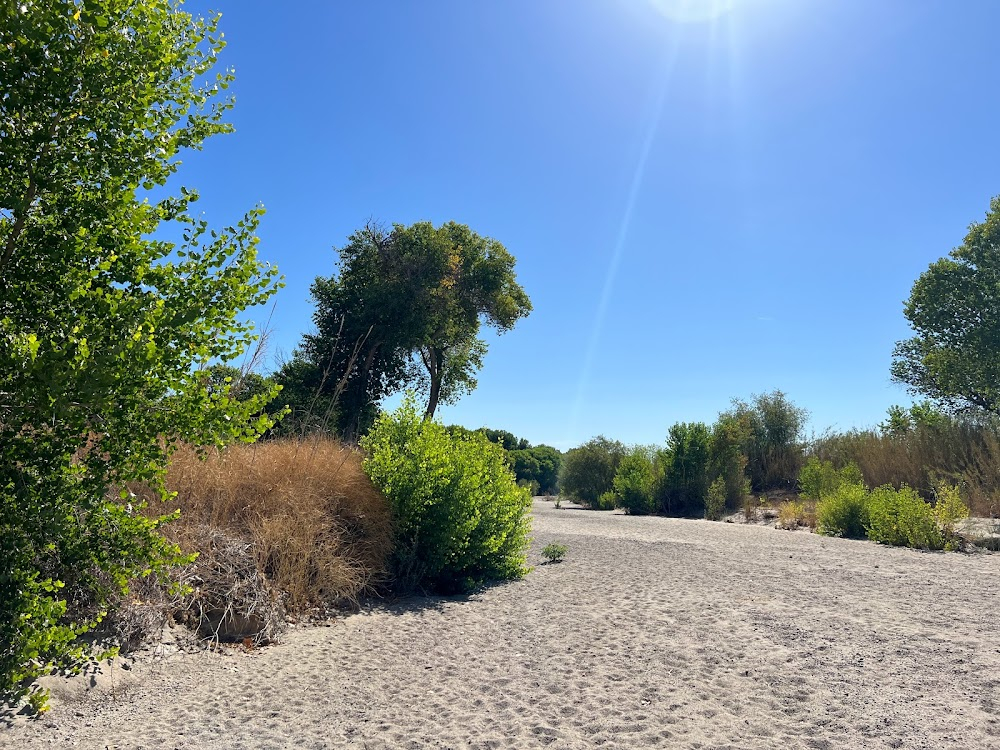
(137, 437, 392, 625)
(813, 422, 1000, 516)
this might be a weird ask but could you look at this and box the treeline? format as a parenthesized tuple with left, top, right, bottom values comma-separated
(558, 391, 807, 516)
(558, 394, 1000, 518)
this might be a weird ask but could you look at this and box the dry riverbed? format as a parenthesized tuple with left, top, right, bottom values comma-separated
(4, 499, 1000, 749)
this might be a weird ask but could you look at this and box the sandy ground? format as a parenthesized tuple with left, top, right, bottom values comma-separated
(4, 499, 1000, 750)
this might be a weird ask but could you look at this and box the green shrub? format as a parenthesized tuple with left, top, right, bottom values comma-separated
(541, 543, 568, 563)
(799, 456, 840, 500)
(658, 422, 712, 516)
(866, 485, 943, 550)
(613, 448, 657, 515)
(719, 391, 808, 491)
(705, 477, 727, 521)
(361, 397, 532, 593)
(597, 491, 618, 510)
(709, 414, 752, 508)
(816, 483, 869, 538)
(934, 483, 970, 550)
(558, 436, 626, 508)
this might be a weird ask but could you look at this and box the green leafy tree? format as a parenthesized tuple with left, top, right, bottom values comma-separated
(892, 196, 1000, 416)
(280, 221, 531, 436)
(613, 447, 657, 515)
(558, 436, 626, 508)
(720, 391, 807, 490)
(0, 0, 280, 702)
(658, 422, 712, 516)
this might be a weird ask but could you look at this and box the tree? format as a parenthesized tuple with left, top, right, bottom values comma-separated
(720, 391, 807, 490)
(0, 0, 280, 703)
(892, 196, 1000, 416)
(279, 221, 531, 437)
(658, 422, 712, 516)
(558, 436, 626, 507)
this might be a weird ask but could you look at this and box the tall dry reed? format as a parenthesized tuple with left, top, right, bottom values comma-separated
(812, 421, 1000, 516)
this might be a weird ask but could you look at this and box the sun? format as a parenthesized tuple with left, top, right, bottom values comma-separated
(647, 0, 736, 23)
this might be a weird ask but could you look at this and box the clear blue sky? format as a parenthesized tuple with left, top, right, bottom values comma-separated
(179, 0, 1000, 450)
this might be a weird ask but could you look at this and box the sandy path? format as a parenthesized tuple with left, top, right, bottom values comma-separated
(5, 499, 1000, 749)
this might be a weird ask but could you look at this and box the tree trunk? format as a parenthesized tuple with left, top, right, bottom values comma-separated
(422, 346, 443, 421)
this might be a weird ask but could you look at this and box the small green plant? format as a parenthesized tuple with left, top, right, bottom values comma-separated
(554, 497, 562, 509)
(705, 477, 727, 521)
(541, 543, 568, 563)
(26, 687, 51, 715)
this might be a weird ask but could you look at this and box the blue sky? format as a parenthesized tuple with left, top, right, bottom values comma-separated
(179, 0, 1000, 450)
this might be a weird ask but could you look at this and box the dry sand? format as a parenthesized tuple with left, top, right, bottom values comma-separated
(5, 499, 1000, 749)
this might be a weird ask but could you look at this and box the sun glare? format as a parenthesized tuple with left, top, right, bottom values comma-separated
(648, 0, 735, 23)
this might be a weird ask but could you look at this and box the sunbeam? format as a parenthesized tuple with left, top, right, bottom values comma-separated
(567, 33, 682, 438)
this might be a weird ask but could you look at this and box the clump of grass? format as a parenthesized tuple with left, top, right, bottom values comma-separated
(541, 543, 568, 563)
(122, 437, 393, 644)
(777, 500, 808, 530)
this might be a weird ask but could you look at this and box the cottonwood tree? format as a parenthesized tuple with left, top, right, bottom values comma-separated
(892, 196, 1000, 416)
(0, 0, 280, 702)
(280, 221, 531, 436)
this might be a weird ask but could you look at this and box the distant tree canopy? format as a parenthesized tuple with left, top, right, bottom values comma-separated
(892, 196, 1000, 417)
(276, 221, 531, 439)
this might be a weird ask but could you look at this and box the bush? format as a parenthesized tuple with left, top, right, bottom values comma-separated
(799, 457, 864, 500)
(541, 543, 568, 563)
(866, 485, 943, 550)
(558, 436, 626, 508)
(658, 422, 712, 516)
(811, 412, 1000, 516)
(799, 457, 840, 500)
(777, 501, 808, 529)
(934, 483, 970, 549)
(709, 413, 752, 508)
(705, 477, 727, 521)
(816, 483, 869, 538)
(361, 398, 532, 593)
(613, 448, 657, 515)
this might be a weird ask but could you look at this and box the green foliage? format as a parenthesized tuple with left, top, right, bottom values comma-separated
(658, 422, 712, 516)
(558, 436, 626, 508)
(709, 413, 751, 508)
(361, 397, 532, 594)
(281, 221, 531, 437)
(705, 477, 727, 521)
(799, 457, 839, 500)
(509, 445, 562, 495)
(0, 0, 280, 704)
(597, 491, 618, 510)
(613, 447, 658, 515)
(892, 196, 1000, 416)
(933, 483, 970, 550)
(721, 391, 808, 491)
(541, 543, 568, 563)
(799, 457, 864, 500)
(816, 483, 870, 538)
(866, 485, 943, 550)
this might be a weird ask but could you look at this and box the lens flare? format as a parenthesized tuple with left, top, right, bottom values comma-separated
(648, 0, 735, 23)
